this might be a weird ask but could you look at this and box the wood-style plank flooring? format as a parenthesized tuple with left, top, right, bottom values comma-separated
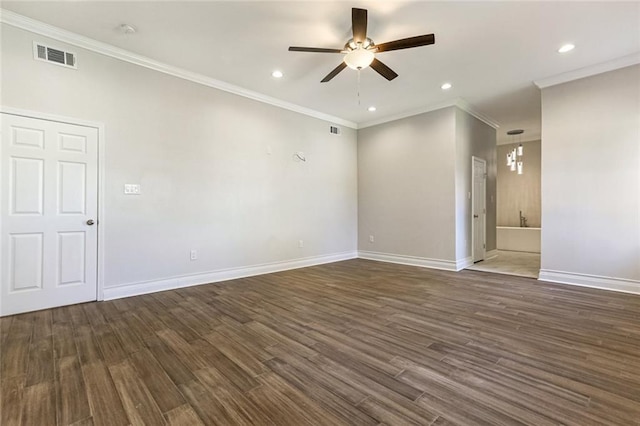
(1, 259, 639, 425)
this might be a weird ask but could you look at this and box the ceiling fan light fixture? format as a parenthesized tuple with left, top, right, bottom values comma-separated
(288, 8, 435, 82)
(344, 48, 375, 70)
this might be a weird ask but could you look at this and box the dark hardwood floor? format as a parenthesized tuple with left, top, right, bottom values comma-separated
(1, 259, 639, 425)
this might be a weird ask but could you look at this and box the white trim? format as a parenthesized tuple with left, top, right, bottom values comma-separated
(0, 106, 107, 304)
(485, 249, 498, 260)
(538, 269, 640, 295)
(534, 52, 640, 89)
(358, 250, 459, 272)
(358, 98, 500, 130)
(103, 251, 357, 300)
(358, 100, 457, 129)
(2, 106, 104, 130)
(0, 9, 357, 129)
(456, 256, 474, 271)
(455, 99, 500, 129)
(1, 9, 504, 132)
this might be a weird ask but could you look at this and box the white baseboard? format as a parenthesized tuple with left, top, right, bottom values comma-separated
(485, 249, 498, 260)
(456, 256, 474, 271)
(357, 250, 458, 271)
(103, 251, 357, 300)
(538, 269, 640, 295)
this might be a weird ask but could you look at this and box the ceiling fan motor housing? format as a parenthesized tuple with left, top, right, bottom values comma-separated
(345, 38, 375, 51)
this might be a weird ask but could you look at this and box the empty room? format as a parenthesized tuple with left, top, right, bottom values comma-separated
(1, 1, 639, 425)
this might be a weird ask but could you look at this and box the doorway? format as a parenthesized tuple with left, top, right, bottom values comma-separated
(471, 156, 486, 263)
(1, 112, 100, 316)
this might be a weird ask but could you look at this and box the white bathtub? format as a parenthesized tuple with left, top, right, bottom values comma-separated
(496, 226, 541, 253)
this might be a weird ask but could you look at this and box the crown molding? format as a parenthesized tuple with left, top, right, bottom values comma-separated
(0, 9, 358, 129)
(358, 98, 500, 130)
(0, 9, 502, 132)
(357, 99, 457, 129)
(455, 98, 500, 129)
(534, 52, 640, 89)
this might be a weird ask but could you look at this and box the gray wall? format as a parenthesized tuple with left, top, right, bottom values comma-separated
(497, 140, 541, 227)
(357, 107, 457, 261)
(1, 25, 358, 289)
(455, 108, 497, 258)
(357, 106, 496, 264)
(541, 64, 640, 282)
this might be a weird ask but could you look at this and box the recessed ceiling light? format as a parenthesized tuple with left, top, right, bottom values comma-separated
(271, 70, 284, 78)
(558, 44, 575, 53)
(441, 82, 452, 90)
(368, 106, 377, 112)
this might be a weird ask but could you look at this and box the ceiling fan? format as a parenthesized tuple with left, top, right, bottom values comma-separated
(289, 8, 435, 82)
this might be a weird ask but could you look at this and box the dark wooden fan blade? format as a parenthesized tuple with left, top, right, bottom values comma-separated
(370, 58, 398, 81)
(352, 8, 368, 43)
(321, 62, 347, 83)
(375, 34, 435, 53)
(289, 47, 344, 53)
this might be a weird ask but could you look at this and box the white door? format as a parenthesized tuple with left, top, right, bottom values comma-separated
(472, 157, 486, 262)
(1, 113, 98, 316)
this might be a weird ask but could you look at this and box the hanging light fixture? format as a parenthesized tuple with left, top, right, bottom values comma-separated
(343, 38, 376, 70)
(506, 129, 525, 174)
(343, 45, 375, 70)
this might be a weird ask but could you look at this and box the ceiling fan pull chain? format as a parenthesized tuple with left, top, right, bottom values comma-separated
(357, 69, 361, 106)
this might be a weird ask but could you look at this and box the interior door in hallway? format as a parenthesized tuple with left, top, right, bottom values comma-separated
(472, 157, 486, 262)
(1, 113, 98, 316)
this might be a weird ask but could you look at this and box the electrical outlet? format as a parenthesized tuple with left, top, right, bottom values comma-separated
(369, 235, 375, 243)
(190, 249, 197, 261)
(124, 184, 141, 195)
(298, 240, 304, 248)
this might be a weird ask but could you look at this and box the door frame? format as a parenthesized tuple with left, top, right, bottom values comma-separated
(471, 156, 486, 263)
(0, 106, 106, 306)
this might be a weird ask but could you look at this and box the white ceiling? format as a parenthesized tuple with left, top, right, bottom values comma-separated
(3, 1, 639, 142)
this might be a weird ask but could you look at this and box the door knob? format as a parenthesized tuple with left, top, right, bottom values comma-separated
(86, 219, 95, 226)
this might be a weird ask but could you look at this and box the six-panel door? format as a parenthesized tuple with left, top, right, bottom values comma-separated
(1, 113, 98, 316)
(472, 157, 486, 263)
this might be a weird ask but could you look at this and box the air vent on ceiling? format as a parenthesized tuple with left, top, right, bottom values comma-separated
(330, 125, 341, 135)
(33, 42, 77, 69)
